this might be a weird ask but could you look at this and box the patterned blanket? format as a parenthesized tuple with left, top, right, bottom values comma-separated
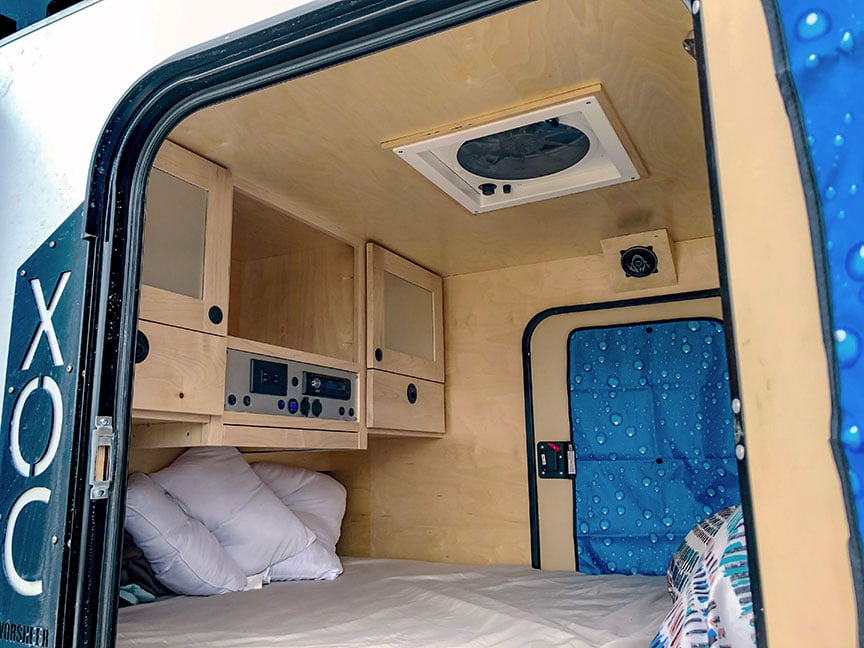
(651, 505, 756, 648)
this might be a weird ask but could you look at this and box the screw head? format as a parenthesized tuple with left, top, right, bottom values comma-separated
(66, 364, 73, 373)
(49, 241, 56, 248)
(19, 269, 26, 277)
(51, 536, 58, 545)
(7, 387, 13, 394)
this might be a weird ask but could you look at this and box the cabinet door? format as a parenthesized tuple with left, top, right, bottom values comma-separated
(132, 320, 227, 416)
(367, 369, 444, 435)
(140, 141, 232, 335)
(367, 243, 444, 382)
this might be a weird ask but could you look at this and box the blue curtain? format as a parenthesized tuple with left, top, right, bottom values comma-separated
(770, 0, 864, 568)
(569, 320, 740, 575)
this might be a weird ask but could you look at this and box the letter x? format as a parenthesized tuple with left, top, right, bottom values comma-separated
(20, 271, 71, 371)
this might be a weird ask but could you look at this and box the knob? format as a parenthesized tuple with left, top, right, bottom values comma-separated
(208, 305, 224, 324)
(310, 377, 323, 391)
(406, 383, 418, 404)
(311, 400, 323, 417)
(135, 331, 150, 364)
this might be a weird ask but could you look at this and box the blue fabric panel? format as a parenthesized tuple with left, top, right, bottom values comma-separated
(569, 320, 740, 575)
(772, 0, 864, 567)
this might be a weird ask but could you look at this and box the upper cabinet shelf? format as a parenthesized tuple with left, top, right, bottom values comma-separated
(140, 141, 233, 336)
(366, 243, 444, 383)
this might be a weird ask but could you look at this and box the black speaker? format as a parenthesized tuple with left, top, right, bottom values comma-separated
(620, 245, 659, 278)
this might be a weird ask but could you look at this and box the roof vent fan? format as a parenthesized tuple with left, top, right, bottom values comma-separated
(389, 86, 644, 213)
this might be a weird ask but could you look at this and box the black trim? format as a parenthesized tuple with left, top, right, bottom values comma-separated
(79, 1, 533, 645)
(758, 2, 864, 643)
(522, 288, 720, 569)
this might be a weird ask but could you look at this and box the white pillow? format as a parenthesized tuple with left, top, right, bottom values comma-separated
(151, 447, 315, 575)
(124, 473, 246, 595)
(252, 463, 347, 580)
(252, 463, 346, 547)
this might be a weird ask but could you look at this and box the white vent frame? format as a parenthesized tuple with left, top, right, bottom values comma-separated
(392, 93, 642, 214)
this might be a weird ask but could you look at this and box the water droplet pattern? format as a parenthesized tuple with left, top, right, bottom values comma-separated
(569, 320, 740, 575)
(778, 2, 864, 550)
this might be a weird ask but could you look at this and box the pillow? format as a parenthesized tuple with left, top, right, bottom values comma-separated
(252, 463, 346, 547)
(252, 463, 347, 580)
(666, 505, 736, 601)
(653, 505, 755, 648)
(124, 473, 246, 595)
(150, 447, 315, 575)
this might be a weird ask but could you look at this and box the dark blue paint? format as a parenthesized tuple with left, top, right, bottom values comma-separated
(569, 320, 740, 575)
(0, 211, 88, 646)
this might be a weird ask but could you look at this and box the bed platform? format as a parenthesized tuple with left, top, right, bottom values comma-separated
(117, 558, 670, 647)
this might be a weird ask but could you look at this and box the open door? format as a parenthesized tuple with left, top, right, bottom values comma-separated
(0, 208, 112, 645)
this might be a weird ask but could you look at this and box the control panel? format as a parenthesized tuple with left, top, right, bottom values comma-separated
(225, 349, 357, 421)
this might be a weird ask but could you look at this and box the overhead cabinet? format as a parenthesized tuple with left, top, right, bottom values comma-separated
(366, 243, 445, 436)
(139, 140, 233, 336)
(133, 143, 232, 425)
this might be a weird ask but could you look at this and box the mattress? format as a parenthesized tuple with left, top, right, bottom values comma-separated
(117, 557, 670, 647)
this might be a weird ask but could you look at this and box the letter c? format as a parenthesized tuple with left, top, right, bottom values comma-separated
(4, 487, 51, 597)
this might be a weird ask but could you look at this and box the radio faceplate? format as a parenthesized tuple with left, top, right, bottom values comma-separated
(225, 349, 357, 421)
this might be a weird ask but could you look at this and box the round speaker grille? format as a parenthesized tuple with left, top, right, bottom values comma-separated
(456, 120, 590, 181)
(620, 246, 659, 278)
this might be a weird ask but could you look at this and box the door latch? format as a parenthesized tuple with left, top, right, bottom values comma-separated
(89, 416, 115, 500)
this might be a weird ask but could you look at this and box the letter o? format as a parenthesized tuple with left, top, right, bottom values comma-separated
(10, 376, 63, 477)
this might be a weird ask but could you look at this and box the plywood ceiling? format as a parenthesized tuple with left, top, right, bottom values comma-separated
(170, 0, 708, 277)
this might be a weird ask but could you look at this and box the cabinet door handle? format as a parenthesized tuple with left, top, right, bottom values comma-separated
(375, 348, 383, 362)
(135, 331, 150, 364)
(406, 383, 418, 404)
(208, 305, 224, 325)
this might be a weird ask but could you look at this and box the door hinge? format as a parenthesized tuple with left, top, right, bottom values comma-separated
(89, 415, 115, 500)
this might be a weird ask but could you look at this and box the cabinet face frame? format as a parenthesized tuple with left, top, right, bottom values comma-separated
(366, 242, 444, 383)
(139, 140, 233, 335)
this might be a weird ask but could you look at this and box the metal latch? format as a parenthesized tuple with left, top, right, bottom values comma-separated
(89, 416, 115, 500)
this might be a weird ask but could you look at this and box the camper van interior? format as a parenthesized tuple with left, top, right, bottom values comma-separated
(116, 1, 756, 646)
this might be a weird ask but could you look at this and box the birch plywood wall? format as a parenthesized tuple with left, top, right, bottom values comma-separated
(170, 0, 709, 278)
(359, 239, 719, 564)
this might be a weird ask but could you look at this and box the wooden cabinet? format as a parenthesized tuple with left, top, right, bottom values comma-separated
(366, 243, 445, 436)
(366, 243, 444, 382)
(132, 321, 227, 416)
(133, 142, 231, 431)
(367, 371, 444, 435)
(139, 141, 233, 336)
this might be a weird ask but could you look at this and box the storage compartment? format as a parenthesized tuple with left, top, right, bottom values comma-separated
(367, 370, 444, 436)
(132, 320, 227, 416)
(229, 191, 358, 363)
(140, 141, 233, 336)
(367, 243, 444, 383)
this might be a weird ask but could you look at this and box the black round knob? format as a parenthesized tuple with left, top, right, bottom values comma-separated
(311, 399, 323, 417)
(375, 348, 383, 362)
(243, 395, 251, 407)
(406, 383, 418, 404)
(227, 394, 237, 406)
(135, 331, 150, 364)
(479, 183, 497, 196)
(208, 305, 224, 324)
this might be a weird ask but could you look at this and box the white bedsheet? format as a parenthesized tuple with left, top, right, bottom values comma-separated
(117, 557, 670, 647)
